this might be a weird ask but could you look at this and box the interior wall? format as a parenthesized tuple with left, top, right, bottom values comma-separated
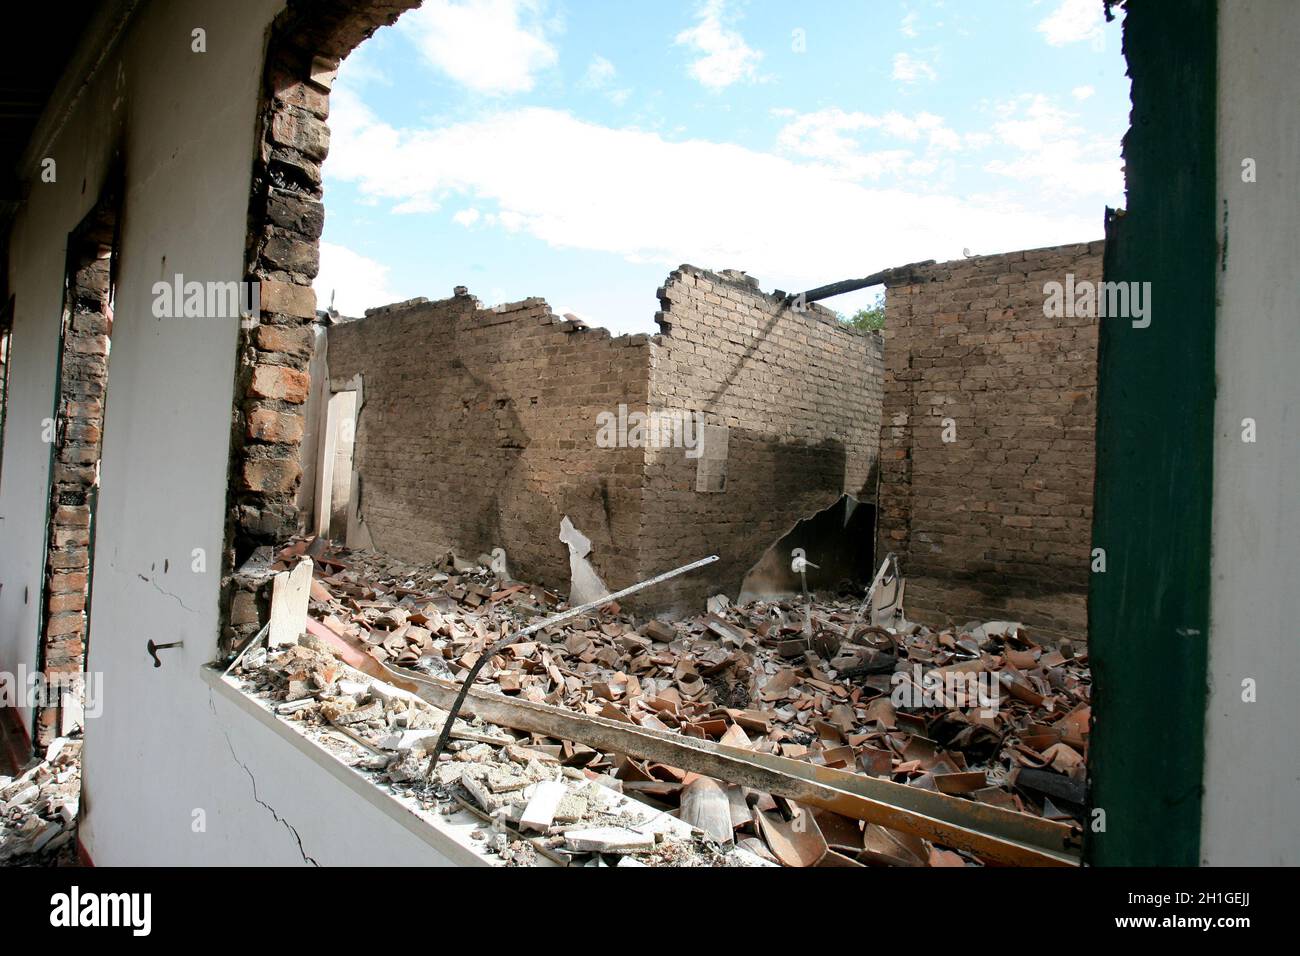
(0, 38, 131, 737)
(0, 0, 453, 865)
(325, 294, 651, 592)
(878, 243, 1102, 642)
(1202, 0, 1300, 866)
(641, 266, 884, 614)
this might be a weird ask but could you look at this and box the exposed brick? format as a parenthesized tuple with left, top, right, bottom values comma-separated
(242, 456, 303, 494)
(261, 233, 320, 277)
(58, 444, 101, 466)
(254, 321, 314, 355)
(68, 334, 108, 356)
(270, 108, 331, 162)
(271, 76, 330, 118)
(50, 571, 88, 593)
(44, 638, 85, 669)
(47, 591, 86, 614)
(249, 364, 310, 404)
(53, 464, 96, 487)
(247, 405, 305, 444)
(876, 242, 1101, 642)
(635, 266, 884, 612)
(230, 589, 261, 627)
(53, 505, 91, 527)
(46, 612, 85, 638)
(259, 280, 317, 321)
(265, 192, 325, 240)
(325, 293, 650, 593)
(64, 422, 101, 444)
(324, 271, 884, 613)
(35, 248, 112, 745)
(51, 526, 90, 549)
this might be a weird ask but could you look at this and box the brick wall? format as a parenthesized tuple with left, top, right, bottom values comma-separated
(641, 266, 884, 613)
(226, 0, 423, 610)
(325, 294, 650, 593)
(37, 247, 112, 745)
(321, 269, 884, 613)
(877, 241, 1103, 641)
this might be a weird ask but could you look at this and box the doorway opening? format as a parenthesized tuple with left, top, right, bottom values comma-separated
(315, 386, 358, 543)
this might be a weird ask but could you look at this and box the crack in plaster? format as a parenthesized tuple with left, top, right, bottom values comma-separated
(210, 686, 320, 866)
(135, 573, 197, 614)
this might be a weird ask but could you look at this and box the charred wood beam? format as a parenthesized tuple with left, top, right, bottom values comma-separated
(785, 262, 936, 307)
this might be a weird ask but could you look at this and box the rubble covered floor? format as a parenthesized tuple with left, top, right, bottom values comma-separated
(226, 631, 766, 867)
(0, 737, 81, 865)
(226, 537, 1090, 867)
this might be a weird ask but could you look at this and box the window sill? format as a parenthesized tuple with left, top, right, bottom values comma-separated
(200, 663, 518, 867)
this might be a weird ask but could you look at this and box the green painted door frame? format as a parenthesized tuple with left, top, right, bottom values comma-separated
(1087, 0, 1218, 865)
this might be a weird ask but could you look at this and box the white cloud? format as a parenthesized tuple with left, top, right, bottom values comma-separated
(584, 55, 616, 88)
(324, 89, 1105, 299)
(892, 52, 937, 84)
(335, 39, 393, 88)
(398, 0, 557, 95)
(314, 242, 400, 316)
(453, 208, 482, 226)
(582, 54, 631, 105)
(1037, 0, 1104, 47)
(1072, 84, 1095, 101)
(392, 196, 441, 214)
(675, 0, 762, 90)
(900, 11, 919, 38)
(775, 107, 961, 179)
(984, 94, 1122, 199)
(775, 102, 1131, 197)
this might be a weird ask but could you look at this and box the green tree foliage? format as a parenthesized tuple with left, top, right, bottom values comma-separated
(839, 290, 885, 332)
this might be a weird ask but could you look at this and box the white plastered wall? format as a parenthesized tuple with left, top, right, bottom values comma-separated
(1203, 0, 1300, 865)
(1, 0, 455, 864)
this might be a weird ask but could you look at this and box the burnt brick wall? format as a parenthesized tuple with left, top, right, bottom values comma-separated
(37, 250, 111, 745)
(325, 294, 650, 593)
(641, 266, 884, 613)
(877, 241, 1103, 641)
(225, 1, 424, 649)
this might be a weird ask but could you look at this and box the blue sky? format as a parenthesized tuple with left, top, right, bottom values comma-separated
(314, 0, 1128, 333)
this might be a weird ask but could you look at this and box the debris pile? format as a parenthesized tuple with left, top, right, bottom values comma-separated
(230, 635, 765, 867)
(234, 537, 1090, 866)
(0, 737, 81, 866)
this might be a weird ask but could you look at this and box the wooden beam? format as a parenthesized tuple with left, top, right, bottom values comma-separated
(790, 262, 935, 306)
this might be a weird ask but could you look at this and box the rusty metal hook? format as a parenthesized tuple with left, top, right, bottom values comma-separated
(146, 639, 183, 668)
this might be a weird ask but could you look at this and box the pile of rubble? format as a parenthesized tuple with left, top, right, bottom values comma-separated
(235, 537, 1090, 866)
(231, 636, 766, 866)
(0, 737, 81, 866)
